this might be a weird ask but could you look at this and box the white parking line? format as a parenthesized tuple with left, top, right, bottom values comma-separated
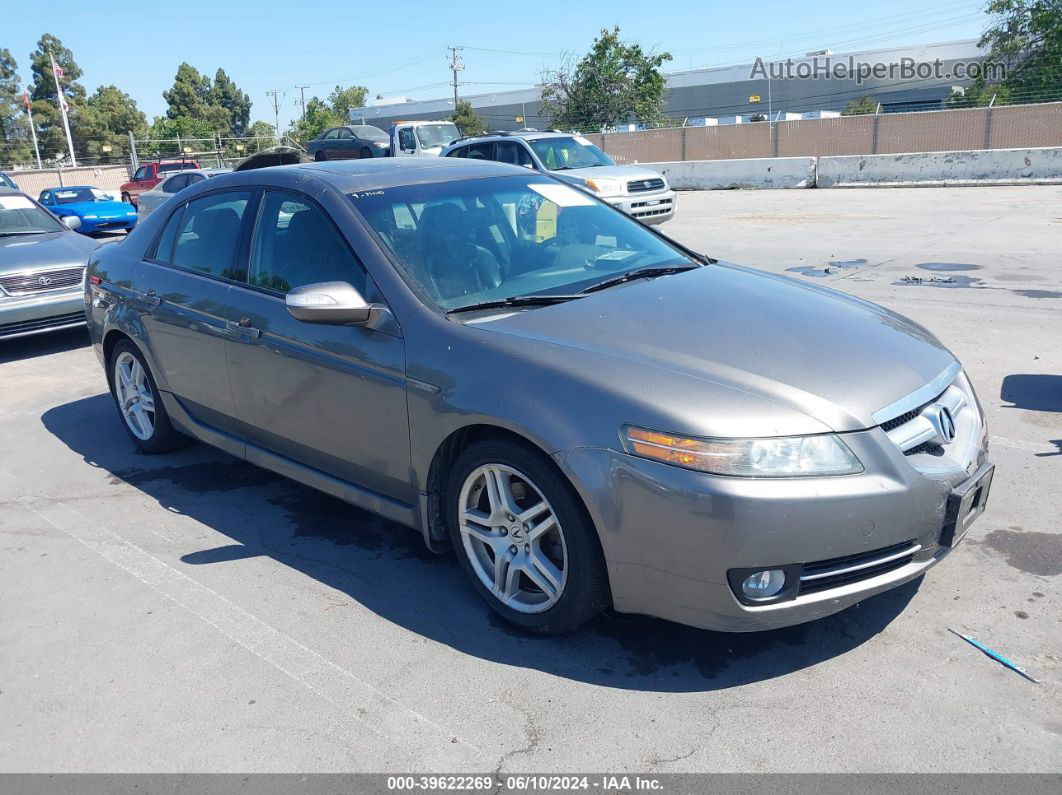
(990, 435, 1059, 455)
(1, 468, 487, 772)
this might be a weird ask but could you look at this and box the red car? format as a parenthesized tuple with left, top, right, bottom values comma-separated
(120, 160, 200, 206)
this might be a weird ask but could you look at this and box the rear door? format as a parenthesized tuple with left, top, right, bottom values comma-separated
(135, 189, 255, 432)
(223, 189, 411, 502)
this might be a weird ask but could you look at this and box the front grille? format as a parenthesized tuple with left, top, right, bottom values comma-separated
(0, 311, 85, 338)
(0, 267, 85, 296)
(798, 540, 919, 595)
(627, 178, 665, 193)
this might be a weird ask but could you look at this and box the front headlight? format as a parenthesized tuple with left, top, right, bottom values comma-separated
(583, 177, 625, 195)
(623, 426, 863, 477)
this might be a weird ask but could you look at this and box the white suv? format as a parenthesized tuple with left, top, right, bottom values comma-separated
(441, 131, 676, 224)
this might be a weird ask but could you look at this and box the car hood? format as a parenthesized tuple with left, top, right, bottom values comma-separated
(0, 230, 100, 274)
(56, 200, 133, 217)
(554, 164, 666, 185)
(472, 264, 956, 433)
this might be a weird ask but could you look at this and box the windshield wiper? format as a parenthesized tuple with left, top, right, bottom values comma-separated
(0, 230, 51, 237)
(579, 264, 701, 295)
(446, 294, 584, 314)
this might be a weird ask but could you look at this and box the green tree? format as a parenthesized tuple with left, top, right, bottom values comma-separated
(287, 97, 343, 144)
(143, 115, 216, 157)
(0, 48, 32, 165)
(971, 0, 1062, 104)
(27, 35, 86, 164)
(841, 95, 878, 115)
(79, 85, 148, 162)
(451, 99, 487, 135)
(211, 68, 252, 135)
(327, 84, 368, 122)
(163, 63, 212, 120)
(540, 26, 672, 130)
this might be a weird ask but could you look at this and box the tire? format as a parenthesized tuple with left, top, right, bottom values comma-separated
(107, 340, 185, 453)
(314, 151, 327, 162)
(446, 439, 610, 634)
(359, 146, 373, 159)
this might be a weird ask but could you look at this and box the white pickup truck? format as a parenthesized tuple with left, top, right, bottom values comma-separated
(371, 120, 462, 157)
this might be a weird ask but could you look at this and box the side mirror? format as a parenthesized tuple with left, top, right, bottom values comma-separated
(286, 281, 378, 325)
(62, 215, 81, 230)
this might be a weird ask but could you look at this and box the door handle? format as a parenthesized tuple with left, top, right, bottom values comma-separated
(226, 319, 261, 340)
(141, 289, 162, 307)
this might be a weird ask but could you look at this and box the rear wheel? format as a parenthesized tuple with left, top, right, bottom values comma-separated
(108, 340, 184, 453)
(446, 439, 610, 634)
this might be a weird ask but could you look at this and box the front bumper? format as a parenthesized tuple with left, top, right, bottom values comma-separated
(553, 427, 989, 632)
(79, 217, 137, 234)
(604, 189, 676, 224)
(0, 289, 86, 340)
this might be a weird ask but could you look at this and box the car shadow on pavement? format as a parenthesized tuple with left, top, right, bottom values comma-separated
(0, 327, 89, 364)
(43, 393, 921, 694)
(1000, 373, 1062, 413)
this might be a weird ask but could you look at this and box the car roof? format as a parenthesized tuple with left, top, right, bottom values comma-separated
(450, 130, 573, 145)
(198, 157, 532, 195)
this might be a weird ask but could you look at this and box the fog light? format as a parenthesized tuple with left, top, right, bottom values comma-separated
(741, 569, 786, 599)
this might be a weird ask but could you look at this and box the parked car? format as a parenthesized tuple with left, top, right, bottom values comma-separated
(120, 159, 201, 206)
(442, 131, 676, 224)
(1, 188, 100, 340)
(308, 125, 393, 160)
(84, 159, 992, 635)
(0, 172, 17, 190)
(38, 186, 138, 234)
(137, 168, 230, 219)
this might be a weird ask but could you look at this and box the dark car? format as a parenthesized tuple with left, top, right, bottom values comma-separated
(84, 159, 992, 636)
(307, 125, 391, 161)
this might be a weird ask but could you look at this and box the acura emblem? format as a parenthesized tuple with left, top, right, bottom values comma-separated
(937, 406, 957, 443)
(38, 275, 53, 286)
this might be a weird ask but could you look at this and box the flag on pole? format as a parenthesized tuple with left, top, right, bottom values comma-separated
(23, 91, 31, 111)
(49, 51, 77, 167)
(54, 64, 64, 79)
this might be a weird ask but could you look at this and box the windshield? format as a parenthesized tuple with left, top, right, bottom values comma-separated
(351, 175, 694, 312)
(415, 123, 460, 149)
(356, 126, 390, 142)
(0, 194, 65, 235)
(529, 136, 615, 170)
(52, 187, 108, 204)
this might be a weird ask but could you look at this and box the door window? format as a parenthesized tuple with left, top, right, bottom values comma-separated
(170, 191, 252, 279)
(323, 128, 339, 140)
(162, 174, 188, 193)
(247, 191, 366, 295)
(152, 205, 185, 263)
(398, 128, 416, 151)
(132, 166, 149, 181)
(338, 128, 353, 139)
(465, 142, 495, 161)
(496, 141, 534, 167)
(445, 146, 466, 158)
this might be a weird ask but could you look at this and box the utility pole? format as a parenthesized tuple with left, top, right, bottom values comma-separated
(448, 46, 464, 109)
(266, 89, 285, 144)
(23, 91, 43, 169)
(296, 85, 309, 122)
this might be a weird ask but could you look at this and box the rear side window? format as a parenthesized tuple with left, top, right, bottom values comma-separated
(497, 141, 533, 167)
(247, 191, 366, 295)
(465, 142, 494, 161)
(152, 206, 185, 263)
(445, 146, 466, 158)
(170, 191, 252, 279)
(162, 174, 188, 193)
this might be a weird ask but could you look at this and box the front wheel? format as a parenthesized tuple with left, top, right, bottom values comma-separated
(446, 440, 610, 634)
(108, 340, 185, 453)
(314, 151, 327, 162)
(360, 147, 373, 159)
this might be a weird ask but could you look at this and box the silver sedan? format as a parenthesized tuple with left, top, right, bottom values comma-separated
(136, 168, 230, 219)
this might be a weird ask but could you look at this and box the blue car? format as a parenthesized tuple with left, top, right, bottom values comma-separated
(0, 172, 17, 189)
(38, 186, 138, 234)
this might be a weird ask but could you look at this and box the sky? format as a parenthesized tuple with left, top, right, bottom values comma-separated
(5, 0, 990, 132)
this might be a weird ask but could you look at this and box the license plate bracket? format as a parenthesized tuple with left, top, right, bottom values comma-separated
(941, 463, 994, 548)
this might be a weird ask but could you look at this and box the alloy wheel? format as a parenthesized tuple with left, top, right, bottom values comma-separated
(458, 464, 568, 613)
(113, 351, 156, 441)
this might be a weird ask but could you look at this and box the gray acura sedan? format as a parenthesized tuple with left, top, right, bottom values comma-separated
(84, 159, 993, 634)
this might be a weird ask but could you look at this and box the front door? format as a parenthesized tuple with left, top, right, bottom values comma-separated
(223, 189, 412, 503)
(135, 190, 254, 432)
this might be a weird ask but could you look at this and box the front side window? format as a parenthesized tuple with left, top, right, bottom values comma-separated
(415, 123, 460, 148)
(170, 191, 252, 279)
(398, 128, 416, 151)
(352, 175, 693, 310)
(247, 191, 366, 295)
(323, 128, 339, 140)
(528, 136, 614, 171)
(132, 166, 149, 181)
(338, 128, 353, 139)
